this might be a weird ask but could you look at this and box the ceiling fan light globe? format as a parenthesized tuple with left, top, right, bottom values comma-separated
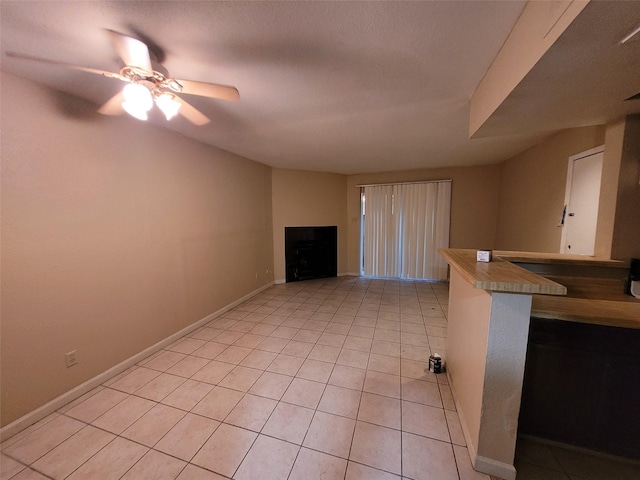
(122, 101, 148, 121)
(122, 83, 153, 111)
(155, 93, 182, 121)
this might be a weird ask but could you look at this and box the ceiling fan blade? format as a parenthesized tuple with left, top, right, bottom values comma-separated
(174, 79, 240, 102)
(5, 51, 124, 80)
(176, 96, 211, 125)
(106, 29, 152, 71)
(98, 91, 125, 116)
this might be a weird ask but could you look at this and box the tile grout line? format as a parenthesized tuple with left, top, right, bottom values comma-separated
(5, 277, 451, 480)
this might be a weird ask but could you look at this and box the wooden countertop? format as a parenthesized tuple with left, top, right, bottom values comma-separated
(531, 295, 640, 329)
(439, 249, 567, 295)
(439, 248, 640, 329)
(493, 250, 628, 268)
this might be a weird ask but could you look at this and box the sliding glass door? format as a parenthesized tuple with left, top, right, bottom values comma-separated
(361, 181, 451, 280)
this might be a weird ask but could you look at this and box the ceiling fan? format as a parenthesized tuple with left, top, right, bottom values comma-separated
(6, 30, 239, 125)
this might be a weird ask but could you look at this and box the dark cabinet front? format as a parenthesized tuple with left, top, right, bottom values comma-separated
(519, 317, 640, 460)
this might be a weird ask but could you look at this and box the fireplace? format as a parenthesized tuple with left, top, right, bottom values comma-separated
(285, 226, 337, 282)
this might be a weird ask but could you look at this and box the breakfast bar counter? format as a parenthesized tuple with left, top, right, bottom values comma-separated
(439, 249, 567, 295)
(438, 248, 637, 479)
(493, 251, 640, 329)
(438, 248, 559, 480)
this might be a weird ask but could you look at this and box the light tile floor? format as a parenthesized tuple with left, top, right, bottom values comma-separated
(1, 277, 638, 480)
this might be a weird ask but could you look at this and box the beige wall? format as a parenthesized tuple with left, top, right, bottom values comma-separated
(611, 114, 640, 261)
(446, 266, 532, 480)
(1, 74, 274, 426)
(271, 169, 348, 282)
(347, 166, 501, 274)
(495, 125, 606, 252)
(446, 271, 492, 457)
(595, 119, 625, 258)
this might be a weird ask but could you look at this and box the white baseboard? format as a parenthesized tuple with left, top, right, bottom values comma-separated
(274, 278, 286, 284)
(474, 455, 517, 480)
(447, 372, 517, 480)
(0, 281, 274, 442)
(346, 272, 360, 277)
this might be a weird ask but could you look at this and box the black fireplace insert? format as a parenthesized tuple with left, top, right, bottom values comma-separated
(285, 226, 337, 282)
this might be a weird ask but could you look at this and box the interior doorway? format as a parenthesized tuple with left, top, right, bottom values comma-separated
(560, 146, 604, 255)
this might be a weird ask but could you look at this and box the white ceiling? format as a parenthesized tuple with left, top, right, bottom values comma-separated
(2, 1, 639, 175)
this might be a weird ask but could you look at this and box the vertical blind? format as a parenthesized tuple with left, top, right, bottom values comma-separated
(362, 181, 451, 280)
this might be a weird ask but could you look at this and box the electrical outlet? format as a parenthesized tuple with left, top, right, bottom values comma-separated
(65, 350, 78, 368)
(255, 272, 259, 279)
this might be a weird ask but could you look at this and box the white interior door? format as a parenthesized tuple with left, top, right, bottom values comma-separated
(561, 148, 604, 255)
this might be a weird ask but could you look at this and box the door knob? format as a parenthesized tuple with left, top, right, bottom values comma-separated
(568, 213, 575, 216)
